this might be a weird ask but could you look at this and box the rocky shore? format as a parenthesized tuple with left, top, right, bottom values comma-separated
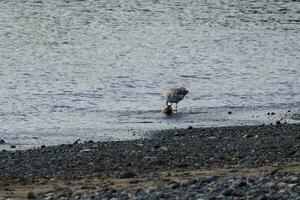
(0, 123, 299, 199)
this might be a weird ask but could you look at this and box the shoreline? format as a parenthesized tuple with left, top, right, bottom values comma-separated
(1, 106, 299, 151)
(0, 123, 299, 199)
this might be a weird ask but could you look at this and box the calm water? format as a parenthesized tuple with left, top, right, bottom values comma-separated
(0, 0, 300, 149)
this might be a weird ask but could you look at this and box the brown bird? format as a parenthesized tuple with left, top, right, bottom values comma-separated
(166, 87, 188, 111)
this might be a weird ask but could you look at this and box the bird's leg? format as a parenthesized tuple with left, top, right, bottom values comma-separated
(175, 103, 178, 112)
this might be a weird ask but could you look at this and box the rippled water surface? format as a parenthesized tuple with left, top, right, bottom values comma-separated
(0, 0, 299, 148)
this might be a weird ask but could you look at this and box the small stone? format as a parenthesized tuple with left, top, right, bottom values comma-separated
(79, 149, 92, 154)
(243, 134, 253, 138)
(0, 139, 5, 144)
(27, 191, 36, 199)
(175, 163, 189, 168)
(154, 144, 161, 149)
(10, 145, 16, 149)
(187, 126, 193, 130)
(41, 145, 46, 149)
(277, 182, 288, 192)
(143, 156, 158, 160)
(258, 195, 267, 200)
(289, 176, 298, 183)
(168, 182, 180, 189)
(228, 111, 232, 114)
(271, 112, 275, 115)
(120, 171, 136, 179)
(174, 132, 185, 136)
(275, 120, 281, 125)
(209, 136, 217, 139)
(221, 188, 234, 196)
(81, 185, 96, 190)
(159, 146, 168, 152)
(74, 139, 81, 144)
(145, 186, 158, 193)
(265, 181, 276, 188)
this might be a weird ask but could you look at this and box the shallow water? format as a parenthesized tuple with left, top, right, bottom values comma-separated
(0, 0, 300, 149)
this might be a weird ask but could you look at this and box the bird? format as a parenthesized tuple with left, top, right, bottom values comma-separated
(166, 87, 188, 111)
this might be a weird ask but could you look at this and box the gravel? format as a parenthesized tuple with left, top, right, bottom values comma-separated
(35, 172, 300, 200)
(0, 123, 299, 199)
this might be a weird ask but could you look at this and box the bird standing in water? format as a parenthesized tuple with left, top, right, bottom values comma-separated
(166, 87, 188, 111)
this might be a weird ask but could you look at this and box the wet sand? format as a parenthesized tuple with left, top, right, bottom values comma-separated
(0, 123, 299, 199)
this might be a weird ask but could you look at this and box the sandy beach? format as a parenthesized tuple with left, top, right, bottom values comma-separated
(0, 123, 299, 199)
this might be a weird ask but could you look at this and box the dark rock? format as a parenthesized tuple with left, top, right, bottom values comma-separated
(159, 146, 168, 152)
(10, 145, 16, 149)
(81, 185, 96, 190)
(258, 195, 268, 200)
(168, 181, 180, 189)
(120, 171, 137, 179)
(175, 163, 189, 168)
(74, 139, 81, 144)
(41, 145, 46, 149)
(275, 120, 281, 125)
(228, 111, 232, 114)
(174, 132, 185, 136)
(187, 126, 193, 130)
(0, 139, 5, 145)
(243, 134, 253, 138)
(221, 188, 234, 196)
(154, 144, 161, 149)
(27, 191, 36, 199)
(150, 159, 165, 166)
(271, 112, 275, 115)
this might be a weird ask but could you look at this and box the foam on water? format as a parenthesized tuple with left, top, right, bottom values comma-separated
(0, 0, 299, 149)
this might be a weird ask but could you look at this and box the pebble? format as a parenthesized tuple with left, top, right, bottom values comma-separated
(1, 124, 300, 200)
(50, 172, 300, 199)
(79, 149, 93, 154)
(174, 132, 185, 136)
(243, 134, 253, 138)
(0, 139, 5, 145)
(159, 146, 168, 152)
(119, 171, 137, 179)
(277, 182, 288, 192)
(26, 191, 36, 199)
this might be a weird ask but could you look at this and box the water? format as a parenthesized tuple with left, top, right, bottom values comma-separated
(0, 0, 300, 149)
